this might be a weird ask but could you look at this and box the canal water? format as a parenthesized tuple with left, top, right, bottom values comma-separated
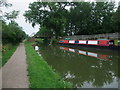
(36, 45, 119, 88)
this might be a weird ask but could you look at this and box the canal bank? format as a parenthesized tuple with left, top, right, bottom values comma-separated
(2, 44, 18, 67)
(25, 42, 72, 88)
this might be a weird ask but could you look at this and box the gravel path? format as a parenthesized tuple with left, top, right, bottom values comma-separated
(2, 43, 29, 88)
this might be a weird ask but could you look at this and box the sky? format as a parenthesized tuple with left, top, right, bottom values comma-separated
(2, 0, 39, 36)
(2, 0, 119, 36)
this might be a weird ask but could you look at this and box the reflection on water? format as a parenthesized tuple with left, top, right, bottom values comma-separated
(59, 46, 112, 61)
(34, 46, 41, 56)
(37, 45, 119, 88)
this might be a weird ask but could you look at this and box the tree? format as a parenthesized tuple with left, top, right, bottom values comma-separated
(0, 0, 12, 20)
(64, 2, 116, 35)
(24, 2, 69, 39)
(112, 4, 120, 32)
(36, 26, 52, 37)
(0, 0, 12, 7)
(24, 1, 117, 39)
(1, 1, 27, 45)
(4, 10, 19, 21)
(2, 21, 27, 44)
(66, 2, 93, 35)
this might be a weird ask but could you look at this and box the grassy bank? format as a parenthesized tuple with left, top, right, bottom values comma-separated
(25, 42, 72, 88)
(2, 44, 18, 67)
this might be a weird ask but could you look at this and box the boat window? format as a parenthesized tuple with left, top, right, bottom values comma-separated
(86, 41, 88, 44)
(98, 41, 99, 44)
(109, 42, 114, 45)
(75, 41, 79, 43)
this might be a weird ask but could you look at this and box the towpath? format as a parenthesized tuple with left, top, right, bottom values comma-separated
(2, 43, 29, 88)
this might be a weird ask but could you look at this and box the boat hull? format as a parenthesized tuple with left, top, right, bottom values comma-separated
(58, 43, 120, 50)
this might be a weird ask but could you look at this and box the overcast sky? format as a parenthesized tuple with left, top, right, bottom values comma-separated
(2, 0, 119, 36)
(2, 0, 39, 36)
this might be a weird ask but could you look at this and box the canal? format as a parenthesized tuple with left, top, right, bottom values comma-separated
(35, 45, 119, 88)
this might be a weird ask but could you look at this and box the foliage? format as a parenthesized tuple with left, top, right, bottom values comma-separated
(35, 26, 52, 37)
(0, 0, 12, 20)
(24, 2, 69, 39)
(24, 1, 119, 38)
(112, 5, 120, 32)
(65, 2, 117, 35)
(0, 0, 12, 8)
(4, 10, 19, 21)
(2, 21, 27, 44)
(1, 1, 27, 45)
(25, 42, 72, 88)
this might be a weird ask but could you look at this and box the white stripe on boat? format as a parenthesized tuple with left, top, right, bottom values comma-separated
(69, 40, 75, 43)
(69, 48, 75, 52)
(78, 50, 86, 55)
(88, 52, 98, 57)
(88, 41, 98, 44)
(79, 41, 86, 44)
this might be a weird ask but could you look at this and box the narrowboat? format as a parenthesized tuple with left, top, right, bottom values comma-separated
(59, 40, 120, 50)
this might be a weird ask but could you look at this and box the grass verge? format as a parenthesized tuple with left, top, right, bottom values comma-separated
(2, 44, 18, 67)
(25, 42, 72, 88)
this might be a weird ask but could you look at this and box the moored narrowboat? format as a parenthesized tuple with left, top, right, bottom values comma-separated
(59, 40, 120, 50)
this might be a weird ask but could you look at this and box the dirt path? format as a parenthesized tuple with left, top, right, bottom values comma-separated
(2, 43, 29, 88)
